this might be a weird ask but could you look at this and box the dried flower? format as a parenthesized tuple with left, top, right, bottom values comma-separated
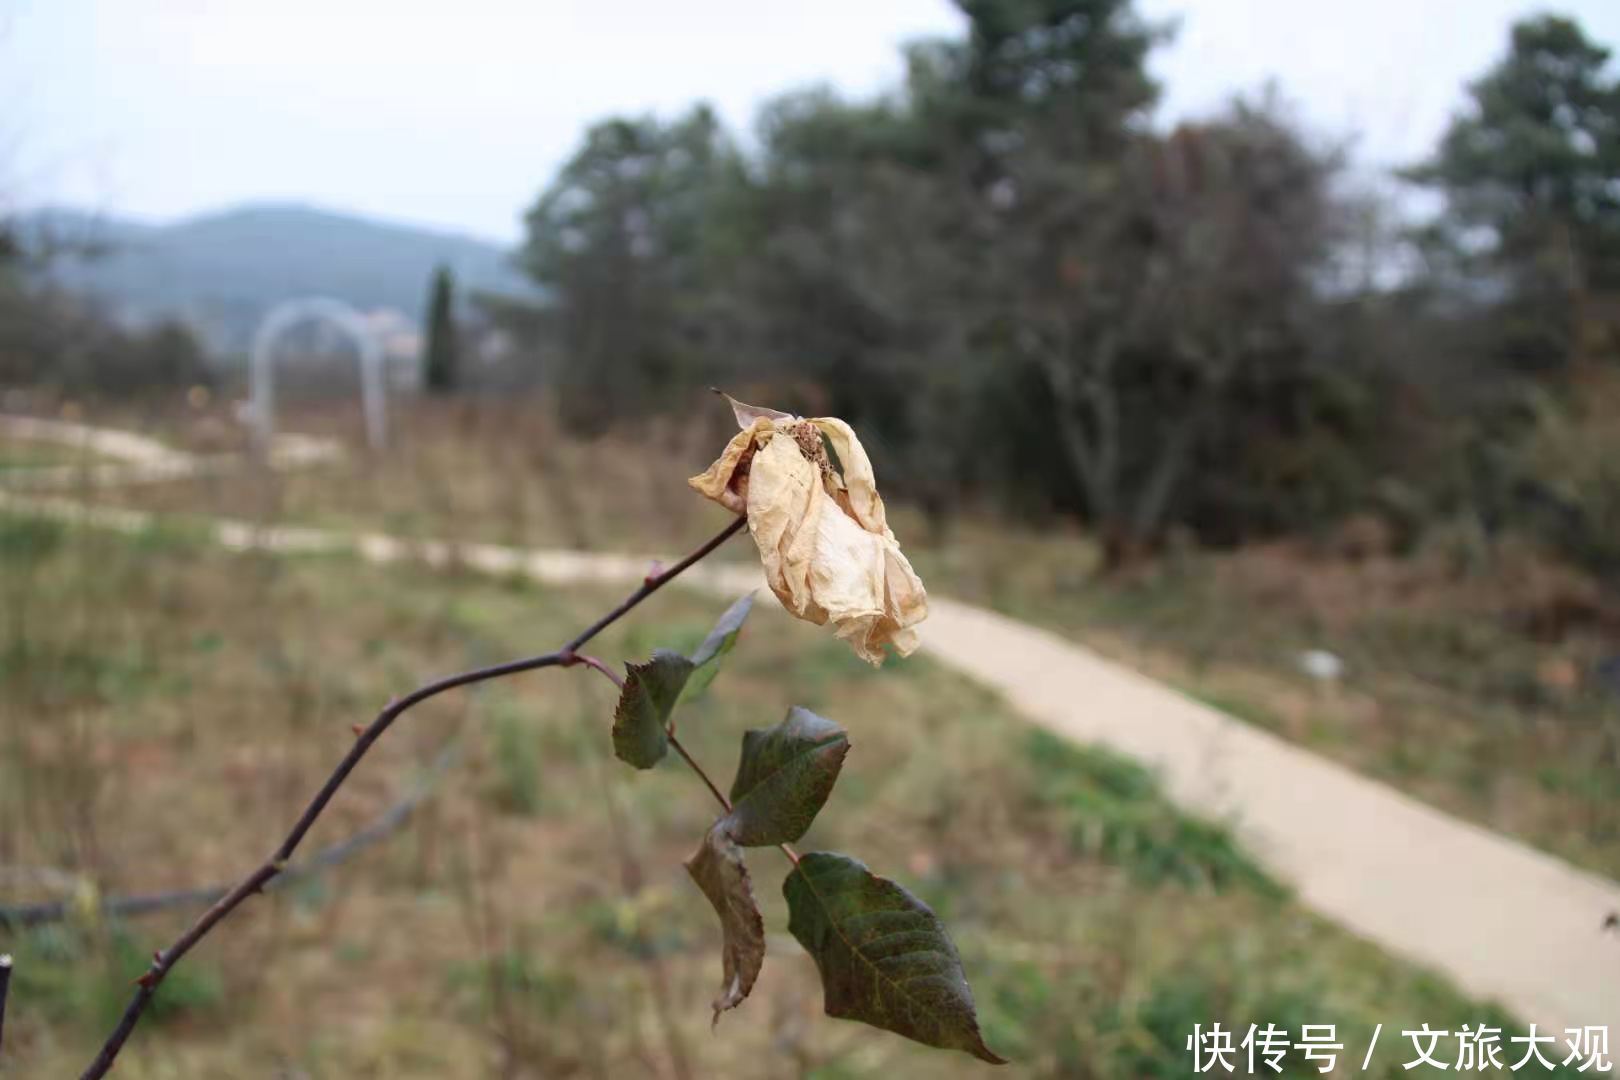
(690, 395, 928, 665)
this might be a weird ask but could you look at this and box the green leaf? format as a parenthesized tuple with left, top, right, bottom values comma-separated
(679, 593, 754, 705)
(725, 707, 849, 846)
(783, 852, 1005, 1065)
(610, 650, 692, 768)
(683, 823, 766, 1026)
(610, 595, 753, 768)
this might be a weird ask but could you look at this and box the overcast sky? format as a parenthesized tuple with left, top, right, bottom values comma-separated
(4, 0, 1618, 243)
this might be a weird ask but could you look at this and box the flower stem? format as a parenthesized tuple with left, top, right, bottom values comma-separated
(564, 652, 624, 688)
(668, 732, 732, 812)
(667, 733, 801, 868)
(0, 952, 13, 1061)
(567, 635, 802, 870)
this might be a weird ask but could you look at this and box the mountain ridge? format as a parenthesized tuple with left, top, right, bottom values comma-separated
(26, 202, 534, 353)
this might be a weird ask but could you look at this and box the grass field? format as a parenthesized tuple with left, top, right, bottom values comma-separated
(0, 433, 113, 471)
(66, 399, 1620, 881)
(0, 502, 1558, 1078)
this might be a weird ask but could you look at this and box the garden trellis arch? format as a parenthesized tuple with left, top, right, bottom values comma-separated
(249, 298, 388, 450)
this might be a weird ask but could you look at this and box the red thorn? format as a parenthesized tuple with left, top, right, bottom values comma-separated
(135, 972, 156, 989)
(152, 951, 162, 963)
(351, 724, 364, 737)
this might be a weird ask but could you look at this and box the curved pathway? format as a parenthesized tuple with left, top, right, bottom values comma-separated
(3, 415, 1616, 1034)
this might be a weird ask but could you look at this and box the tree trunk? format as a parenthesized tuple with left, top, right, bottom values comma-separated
(1097, 522, 1153, 573)
(1036, 336, 1121, 530)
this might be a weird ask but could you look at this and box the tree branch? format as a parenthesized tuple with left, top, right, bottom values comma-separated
(1034, 330, 1123, 523)
(77, 515, 747, 1080)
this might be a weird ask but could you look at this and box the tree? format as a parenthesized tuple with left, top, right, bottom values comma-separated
(503, 0, 1366, 559)
(726, 87, 981, 529)
(516, 105, 748, 431)
(896, 5, 1350, 562)
(421, 264, 459, 394)
(1409, 15, 1620, 370)
(0, 283, 214, 397)
(952, 0, 1160, 142)
(0, 219, 19, 282)
(721, 2, 1169, 534)
(996, 98, 1347, 563)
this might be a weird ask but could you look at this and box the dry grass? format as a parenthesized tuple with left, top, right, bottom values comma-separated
(35, 396, 1620, 876)
(0, 502, 1535, 1078)
(74, 399, 733, 560)
(0, 433, 113, 471)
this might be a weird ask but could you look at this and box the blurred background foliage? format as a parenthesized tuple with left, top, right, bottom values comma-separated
(481, 1, 1620, 579)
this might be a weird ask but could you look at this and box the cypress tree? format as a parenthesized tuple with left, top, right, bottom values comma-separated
(422, 264, 459, 394)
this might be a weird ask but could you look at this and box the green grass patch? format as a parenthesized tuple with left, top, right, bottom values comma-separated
(9, 923, 222, 1033)
(1022, 729, 1285, 897)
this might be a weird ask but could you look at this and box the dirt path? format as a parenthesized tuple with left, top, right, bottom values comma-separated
(0, 415, 338, 490)
(4, 416, 1617, 1034)
(924, 603, 1620, 1036)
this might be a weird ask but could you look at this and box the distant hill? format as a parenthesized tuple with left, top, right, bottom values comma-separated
(24, 203, 534, 354)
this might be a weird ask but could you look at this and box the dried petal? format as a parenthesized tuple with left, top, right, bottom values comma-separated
(812, 418, 888, 535)
(808, 491, 926, 663)
(746, 432, 827, 624)
(689, 418, 774, 515)
(688, 398, 928, 665)
(720, 393, 796, 429)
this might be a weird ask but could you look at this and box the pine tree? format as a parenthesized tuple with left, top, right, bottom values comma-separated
(1412, 15, 1620, 287)
(1409, 15, 1620, 370)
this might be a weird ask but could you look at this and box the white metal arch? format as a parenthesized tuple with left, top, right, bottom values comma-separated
(249, 297, 387, 450)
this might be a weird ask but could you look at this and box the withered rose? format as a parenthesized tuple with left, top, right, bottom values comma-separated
(690, 396, 928, 666)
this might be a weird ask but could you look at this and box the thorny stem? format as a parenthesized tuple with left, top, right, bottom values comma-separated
(78, 516, 746, 1080)
(668, 736, 801, 869)
(564, 652, 624, 688)
(562, 517, 745, 655)
(0, 953, 12, 1060)
(668, 733, 733, 813)
(570, 651, 802, 870)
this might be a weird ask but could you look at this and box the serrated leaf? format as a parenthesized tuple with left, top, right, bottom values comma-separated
(611, 650, 693, 768)
(725, 707, 849, 846)
(683, 823, 765, 1026)
(679, 593, 754, 705)
(783, 852, 1006, 1065)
